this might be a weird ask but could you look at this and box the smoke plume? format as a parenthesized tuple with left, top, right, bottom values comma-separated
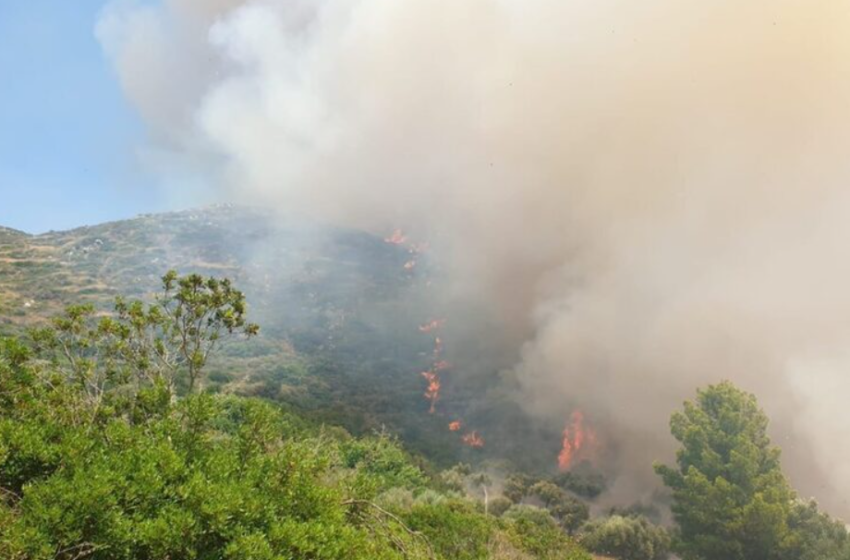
(98, 0, 850, 516)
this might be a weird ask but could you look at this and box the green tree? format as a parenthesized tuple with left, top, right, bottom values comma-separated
(501, 505, 590, 560)
(503, 473, 535, 503)
(580, 515, 670, 560)
(529, 481, 589, 534)
(654, 381, 849, 560)
(31, 271, 258, 399)
(157, 271, 259, 392)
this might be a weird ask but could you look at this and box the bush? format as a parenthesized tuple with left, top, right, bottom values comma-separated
(489, 496, 514, 517)
(580, 515, 671, 560)
(502, 505, 591, 560)
(528, 481, 589, 533)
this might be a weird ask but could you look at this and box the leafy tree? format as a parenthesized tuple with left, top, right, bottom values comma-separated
(529, 481, 589, 534)
(552, 471, 607, 499)
(501, 505, 591, 560)
(31, 271, 258, 398)
(580, 515, 671, 560)
(157, 271, 259, 392)
(655, 381, 849, 560)
(488, 496, 513, 517)
(503, 473, 536, 503)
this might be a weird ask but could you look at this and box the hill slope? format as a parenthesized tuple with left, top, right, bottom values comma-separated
(0, 206, 563, 471)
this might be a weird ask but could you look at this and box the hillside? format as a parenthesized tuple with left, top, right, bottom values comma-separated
(0, 205, 404, 328)
(0, 206, 563, 471)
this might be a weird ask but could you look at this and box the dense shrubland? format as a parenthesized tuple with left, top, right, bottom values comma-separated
(0, 273, 590, 560)
(2, 271, 847, 560)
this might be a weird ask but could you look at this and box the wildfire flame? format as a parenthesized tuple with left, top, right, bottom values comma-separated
(433, 360, 451, 371)
(404, 260, 417, 270)
(462, 431, 485, 448)
(449, 420, 462, 431)
(558, 410, 596, 471)
(384, 229, 408, 245)
(421, 371, 441, 413)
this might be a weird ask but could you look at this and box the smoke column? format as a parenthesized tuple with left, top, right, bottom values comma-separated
(99, 0, 850, 516)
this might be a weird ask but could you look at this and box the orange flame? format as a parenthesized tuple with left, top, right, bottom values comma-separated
(404, 260, 417, 270)
(462, 431, 485, 448)
(384, 229, 408, 245)
(421, 371, 441, 413)
(449, 420, 462, 431)
(558, 410, 596, 471)
(418, 319, 445, 333)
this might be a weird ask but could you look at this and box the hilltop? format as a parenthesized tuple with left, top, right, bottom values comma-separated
(0, 205, 404, 329)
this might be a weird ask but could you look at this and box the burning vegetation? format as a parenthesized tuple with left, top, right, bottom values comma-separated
(461, 431, 485, 448)
(421, 370, 441, 414)
(558, 410, 597, 471)
(391, 229, 488, 450)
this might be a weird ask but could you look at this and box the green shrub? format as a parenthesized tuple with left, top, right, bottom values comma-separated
(580, 515, 671, 560)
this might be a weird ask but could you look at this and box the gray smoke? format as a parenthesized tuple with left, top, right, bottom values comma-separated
(98, 0, 850, 516)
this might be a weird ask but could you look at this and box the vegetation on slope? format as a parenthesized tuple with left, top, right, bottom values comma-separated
(0, 206, 562, 472)
(2, 263, 848, 560)
(0, 272, 591, 560)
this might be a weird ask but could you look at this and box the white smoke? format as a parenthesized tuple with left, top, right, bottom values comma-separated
(98, 0, 850, 516)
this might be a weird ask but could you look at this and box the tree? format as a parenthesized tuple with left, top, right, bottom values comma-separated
(503, 473, 535, 504)
(154, 271, 259, 393)
(528, 481, 589, 534)
(580, 515, 670, 560)
(655, 381, 849, 560)
(31, 271, 259, 400)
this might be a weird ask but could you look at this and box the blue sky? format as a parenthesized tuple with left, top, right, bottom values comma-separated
(0, 0, 167, 233)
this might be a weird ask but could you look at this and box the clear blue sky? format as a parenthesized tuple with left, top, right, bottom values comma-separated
(0, 0, 167, 234)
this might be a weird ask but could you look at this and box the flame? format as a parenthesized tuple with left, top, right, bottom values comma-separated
(418, 319, 445, 333)
(404, 260, 417, 270)
(433, 360, 451, 371)
(384, 229, 408, 245)
(449, 420, 462, 431)
(558, 410, 596, 471)
(462, 431, 485, 448)
(421, 370, 441, 413)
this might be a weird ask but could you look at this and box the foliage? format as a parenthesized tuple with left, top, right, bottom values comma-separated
(339, 432, 428, 499)
(528, 481, 589, 534)
(504, 473, 535, 503)
(580, 515, 671, 560)
(29, 271, 258, 397)
(656, 381, 850, 560)
(489, 496, 514, 517)
(0, 206, 573, 474)
(501, 505, 591, 560)
(785, 500, 850, 560)
(552, 471, 607, 499)
(0, 282, 594, 560)
(0, 346, 429, 559)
